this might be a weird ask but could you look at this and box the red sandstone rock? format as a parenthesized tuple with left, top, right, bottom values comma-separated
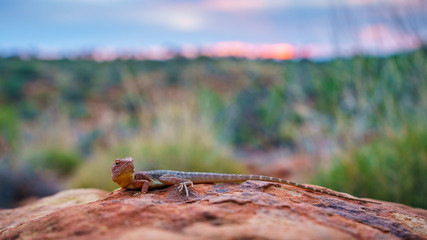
(0, 182, 426, 240)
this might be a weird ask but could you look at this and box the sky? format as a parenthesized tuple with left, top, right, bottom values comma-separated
(0, 0, 426, 59)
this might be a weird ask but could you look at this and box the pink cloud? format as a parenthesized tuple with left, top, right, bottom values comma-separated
(358, 24, 421, 53)
(202, 0, 288, 12)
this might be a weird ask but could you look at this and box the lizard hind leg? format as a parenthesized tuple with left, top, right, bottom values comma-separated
(158, 174, 194, 197)
(177, 181, 194, 197)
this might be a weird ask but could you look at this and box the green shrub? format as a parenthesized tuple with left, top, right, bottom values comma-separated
(225, 84, 288, 149)
(27, 148, 82, 176)
(313, 126, 427, 209)
(19, 100, 39, 120)
(0, 106, 20, 150)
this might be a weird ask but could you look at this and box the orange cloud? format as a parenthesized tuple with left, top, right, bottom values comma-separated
(202, 41, 294, 60)
(259, 43, 294, 60)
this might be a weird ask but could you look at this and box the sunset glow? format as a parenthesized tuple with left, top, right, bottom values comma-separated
(201, 42, 294, 60)
(1, 0, 425, 60)
(86, 42, 297, 62)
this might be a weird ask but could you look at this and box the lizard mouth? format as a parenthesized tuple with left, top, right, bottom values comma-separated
(112, 164, 134, 182)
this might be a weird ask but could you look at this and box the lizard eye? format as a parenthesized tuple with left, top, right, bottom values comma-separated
(115, 161, 119, 165)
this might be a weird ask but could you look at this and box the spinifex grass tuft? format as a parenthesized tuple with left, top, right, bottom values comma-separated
(313, 125, 427, 209)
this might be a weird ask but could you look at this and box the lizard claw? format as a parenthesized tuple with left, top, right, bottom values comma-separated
(177, 181, 193, 197)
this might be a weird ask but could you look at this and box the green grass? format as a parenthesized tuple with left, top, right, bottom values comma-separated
(313, 125, 427, 209)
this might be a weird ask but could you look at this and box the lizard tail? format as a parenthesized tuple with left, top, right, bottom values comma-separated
(237, 174, 377, 203)
(175, 172, 377, 204)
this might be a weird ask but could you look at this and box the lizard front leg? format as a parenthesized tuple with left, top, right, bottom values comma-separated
(130, 179, 150, 195)
(158, 174, 194, 197)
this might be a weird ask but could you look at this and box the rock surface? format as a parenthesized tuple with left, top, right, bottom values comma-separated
(1, 182, 426, 240)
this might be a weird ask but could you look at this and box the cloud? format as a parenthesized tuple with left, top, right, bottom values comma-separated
(357, 24, 421, 53)
(201, 41, 294, 60)
(202, 0, 289, 12)
(201, 0, 421, 13)
(42, 1, 209, 32)
(346, 0, 410, 6)
(141, 10, 206, 32)
(48, 0, 134, 4)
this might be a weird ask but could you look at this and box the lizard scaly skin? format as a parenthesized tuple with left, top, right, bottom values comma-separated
(111, 157, 377, 204)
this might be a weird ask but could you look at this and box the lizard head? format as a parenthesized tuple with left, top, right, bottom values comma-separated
(111, 157, 135, 188)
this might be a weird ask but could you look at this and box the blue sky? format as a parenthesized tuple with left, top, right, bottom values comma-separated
(0, 0, 425, 57)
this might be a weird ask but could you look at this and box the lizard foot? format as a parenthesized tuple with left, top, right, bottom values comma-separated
(177, 181, 194, 197)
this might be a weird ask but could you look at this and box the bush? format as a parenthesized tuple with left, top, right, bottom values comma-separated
(27, 148, 82, 176)
(0, 106, 20, 150)
(225, 84, 288, 149)
(313, 126, 427, 209)
(19, 100, 39, 120)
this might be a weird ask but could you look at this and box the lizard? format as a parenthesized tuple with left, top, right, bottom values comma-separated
(111, 157, 377, 204)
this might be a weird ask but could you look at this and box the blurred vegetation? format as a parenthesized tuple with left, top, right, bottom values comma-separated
(26, 148, 82, 176)
(0, 47, 426, 208)
(69, 100, 245, 191)
(0, 106, 20, 151)
(313, 125, 427, 209)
